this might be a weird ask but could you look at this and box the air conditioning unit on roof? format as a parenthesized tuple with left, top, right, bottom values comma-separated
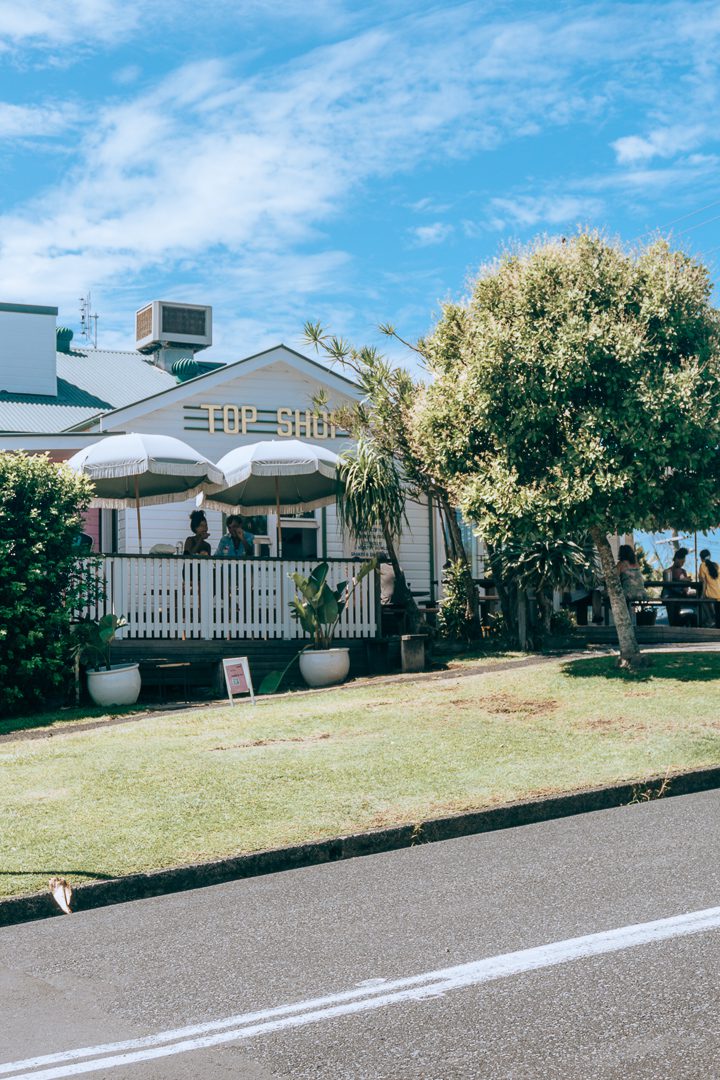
(135, 301, 212, 354)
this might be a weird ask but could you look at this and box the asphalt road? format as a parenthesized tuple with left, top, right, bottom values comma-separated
(2, 790, 720, 1079)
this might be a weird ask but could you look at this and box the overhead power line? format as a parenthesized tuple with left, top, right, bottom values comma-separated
(661, 196, 720, 230)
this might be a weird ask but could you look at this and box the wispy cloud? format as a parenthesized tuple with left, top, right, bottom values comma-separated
(0, 0, 143, 48)
(1, 0, 720, 346)
(409, 196, 451, 214)
(486, 195, 605, 231)
(408, 223, 454, 246)
(0, 100, 79, 137)
(612, 124, 706, 164)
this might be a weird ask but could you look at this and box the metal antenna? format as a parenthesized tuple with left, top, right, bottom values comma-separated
(79, 292, 100, 348)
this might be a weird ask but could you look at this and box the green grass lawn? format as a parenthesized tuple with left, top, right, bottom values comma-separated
(3, 652, 720, 901)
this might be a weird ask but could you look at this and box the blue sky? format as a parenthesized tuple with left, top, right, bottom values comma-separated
(1, 1, 720, 368)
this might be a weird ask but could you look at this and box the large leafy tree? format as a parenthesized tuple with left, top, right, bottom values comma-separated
(414, 233, 720, 666)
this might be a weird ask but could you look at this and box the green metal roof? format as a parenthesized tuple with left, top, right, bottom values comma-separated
(0, 348, 177, 433)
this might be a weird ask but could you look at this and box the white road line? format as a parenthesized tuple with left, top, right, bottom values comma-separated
(3, 904, 720, 1079)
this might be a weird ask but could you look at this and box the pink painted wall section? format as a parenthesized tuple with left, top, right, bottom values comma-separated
(30, 448, 101, 550)
(82, 508, 101, 549)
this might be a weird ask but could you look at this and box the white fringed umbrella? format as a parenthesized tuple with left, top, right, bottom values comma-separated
(201, 439, 341, 554)
(67, 433, 224, 553)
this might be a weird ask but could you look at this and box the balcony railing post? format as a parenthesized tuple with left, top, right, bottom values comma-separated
(200, 558, 213, 640)
(114, 556, 127, 638)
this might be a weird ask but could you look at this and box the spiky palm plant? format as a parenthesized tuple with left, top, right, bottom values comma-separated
(336, 438, 422, 633)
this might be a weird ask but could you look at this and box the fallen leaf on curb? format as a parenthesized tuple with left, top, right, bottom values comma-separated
(48, 877, 73, 914)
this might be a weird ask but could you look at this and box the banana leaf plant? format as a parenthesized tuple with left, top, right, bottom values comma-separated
(259, 559, 376, 694)
(72, 613, 128, 671)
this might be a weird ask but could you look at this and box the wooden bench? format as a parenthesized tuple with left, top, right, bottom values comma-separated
(138, 658, 192, 702)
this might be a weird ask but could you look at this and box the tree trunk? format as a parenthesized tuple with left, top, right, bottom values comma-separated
(486, 543, 519, 646)
(382, 524, 423, 634)
(439, 499, 460, 560)
(590, 525, 644, 667)
(438, 493, 481, 633)
(536, 589, 553, 635)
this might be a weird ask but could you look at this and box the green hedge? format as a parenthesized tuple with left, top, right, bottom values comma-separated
(0, 453, 92, 715)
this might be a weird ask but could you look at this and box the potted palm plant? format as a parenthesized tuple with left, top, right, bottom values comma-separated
(291, 561, 375, 688)
(73, 614, 141, 706)
(259, 559, 376, 692)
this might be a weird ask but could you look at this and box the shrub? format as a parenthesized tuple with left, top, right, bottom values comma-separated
(437, 559, 477, 642)
(0, 453, 92, 714)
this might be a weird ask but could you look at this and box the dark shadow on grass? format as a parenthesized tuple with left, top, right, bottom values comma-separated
(0, 704, 146, 739)
(561, 653, 720, 682)
(0, 870, 114, 879)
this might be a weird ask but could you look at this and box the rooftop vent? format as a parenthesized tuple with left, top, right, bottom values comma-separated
(135, 301, 212, 355)
(56, 327, 74, 354)
(172, 357, 201, 382)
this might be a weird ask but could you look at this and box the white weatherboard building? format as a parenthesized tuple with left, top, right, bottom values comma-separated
(0, 301, 452, 652)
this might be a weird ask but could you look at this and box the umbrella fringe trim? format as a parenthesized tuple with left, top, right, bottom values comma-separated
(75, 462, 224, 483)
(200, 494, 338, 515)
(222, 461, 338, 483)
(89, 483, 221, 509)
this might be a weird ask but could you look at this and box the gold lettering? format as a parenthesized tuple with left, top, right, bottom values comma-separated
(222, 404, 240, 434)
(241, 405, 257, 433)
(294, 409, 313, 437)
(276, 407, 293, 436)
(198, 402, 338, 436)
(313, 412, 327, 439)
(200, 403, 219, 433)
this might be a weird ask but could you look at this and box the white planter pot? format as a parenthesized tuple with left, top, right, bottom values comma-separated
(298, 648, 350, 689)
(86, 663, 141, 707)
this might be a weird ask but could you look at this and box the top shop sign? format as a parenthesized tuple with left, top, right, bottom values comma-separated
(183, 403, 346, 440)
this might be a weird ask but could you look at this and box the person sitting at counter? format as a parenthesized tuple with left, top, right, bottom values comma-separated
(183, 509, 211, 556)
(663, 546, 697, 626)
(215, 514, 254, 558)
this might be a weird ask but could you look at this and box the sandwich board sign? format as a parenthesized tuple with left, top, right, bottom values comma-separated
(222, 656, 255, 705)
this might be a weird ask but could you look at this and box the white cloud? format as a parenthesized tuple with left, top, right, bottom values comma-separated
(0, 7, 622, 306)
(1, 0, 720, 348)
(0, 100, 78, 137)
(408, 223, 454, 246)
(487, 195, 604, 231)
(0, 0, 143, 47)
(113, 64, 142, 87)
(409, 196, 451, 214)
(612, 124, 706, 165)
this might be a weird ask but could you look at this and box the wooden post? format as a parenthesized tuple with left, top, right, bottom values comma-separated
(200, 558, 213, 640)
(134, 475, 143, 554)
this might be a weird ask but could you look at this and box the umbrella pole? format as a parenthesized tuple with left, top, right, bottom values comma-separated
(134, 475, 143, 555)
(276, 477, 282, 558)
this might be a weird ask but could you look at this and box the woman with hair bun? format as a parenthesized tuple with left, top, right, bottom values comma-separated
(183, 509, 211, 556)
(698, 548, 720, 628)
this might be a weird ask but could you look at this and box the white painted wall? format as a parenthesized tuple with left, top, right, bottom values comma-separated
(0, 306, 57, 395)
(105, 350, 444, 590)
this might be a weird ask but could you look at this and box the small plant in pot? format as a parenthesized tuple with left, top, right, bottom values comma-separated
(260, 559, 376, 692)
(73, 614, 141, 706)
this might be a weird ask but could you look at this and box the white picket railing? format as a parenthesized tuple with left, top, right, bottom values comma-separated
(76, 555, 377, 641)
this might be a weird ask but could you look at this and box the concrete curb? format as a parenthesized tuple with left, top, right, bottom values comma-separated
(3, 763, 720, 929)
